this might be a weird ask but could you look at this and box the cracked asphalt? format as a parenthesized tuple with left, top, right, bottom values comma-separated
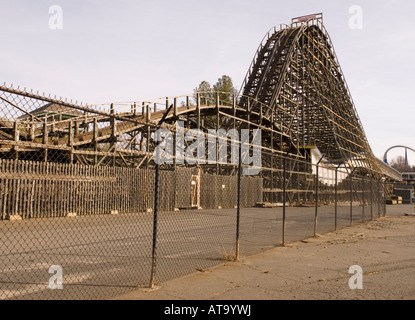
(115, 204, 415, 300)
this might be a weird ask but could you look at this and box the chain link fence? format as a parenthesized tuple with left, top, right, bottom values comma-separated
(0, 85, 387, 300)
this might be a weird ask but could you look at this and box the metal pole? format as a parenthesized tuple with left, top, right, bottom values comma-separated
(380, 181, 383, 218)
(350, 172, 353, 227)
(370, 176, 373, 220)
(377, 181, 381, 218)
(383, 183, 386, 217)
(235, 136, 242, 261)
(148, 103, 174, 289)
(314, 156, 324, 237)
(149, 163, 160, 288)
(335, 168, 338, 231)
(362, 176, 365, 222)
(314, 164, 319, 236)
(334, 164, 342, 231)
(282, 156, 287, 246)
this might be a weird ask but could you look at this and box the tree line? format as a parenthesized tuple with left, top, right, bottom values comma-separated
(193, 75, 237, 106)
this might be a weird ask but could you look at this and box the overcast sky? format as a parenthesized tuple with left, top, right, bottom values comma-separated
(1, 0, 414, 164)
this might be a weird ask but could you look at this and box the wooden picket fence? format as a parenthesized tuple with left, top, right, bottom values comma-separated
(0, 159, 263, 220)
(0, 159, 155, 219)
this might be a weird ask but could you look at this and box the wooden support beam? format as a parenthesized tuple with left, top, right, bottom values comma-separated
(43, 118, 48, 163)
(174, 97, 178, 118)
(13, 121, 19, 160)
(196, 93, 201, 130)
(146, 104, 151, 168)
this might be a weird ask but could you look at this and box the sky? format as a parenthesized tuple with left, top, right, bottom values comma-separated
(1, 0, 414, 165)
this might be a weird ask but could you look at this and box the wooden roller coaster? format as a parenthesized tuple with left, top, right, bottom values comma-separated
(0, 14, 401, 198)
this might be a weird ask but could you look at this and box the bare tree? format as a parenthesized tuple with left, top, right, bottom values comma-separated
(390, 156, 415, 172)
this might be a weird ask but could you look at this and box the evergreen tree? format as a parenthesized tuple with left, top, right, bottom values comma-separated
(193, 75, 237, 106)
(193, 81, 214, 105)
(213, 75, 237, 105)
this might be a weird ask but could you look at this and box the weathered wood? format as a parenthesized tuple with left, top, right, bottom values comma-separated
(2, 179, 8, 220)
(0, 159, 262, 220)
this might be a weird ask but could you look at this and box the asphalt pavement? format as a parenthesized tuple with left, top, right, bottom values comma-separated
(115, 204, 415, 300)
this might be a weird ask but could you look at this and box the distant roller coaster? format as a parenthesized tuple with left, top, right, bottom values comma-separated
(383, 146, 415, 165)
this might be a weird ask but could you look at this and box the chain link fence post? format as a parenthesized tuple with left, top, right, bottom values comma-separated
(235, 135, 242, 261)
(314, 156, 324, 237)
(377, 180, 381, 218)
(149, 163, 159, 289)
(370, 176, 373, 220)
(282, 156, 287, 246)
(383, 182, 387, 217)
(350, 172, 353, 226)
(148, 103, 173, 289)
(334, 164, 341, 231)
(362, 176, 365, 222)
